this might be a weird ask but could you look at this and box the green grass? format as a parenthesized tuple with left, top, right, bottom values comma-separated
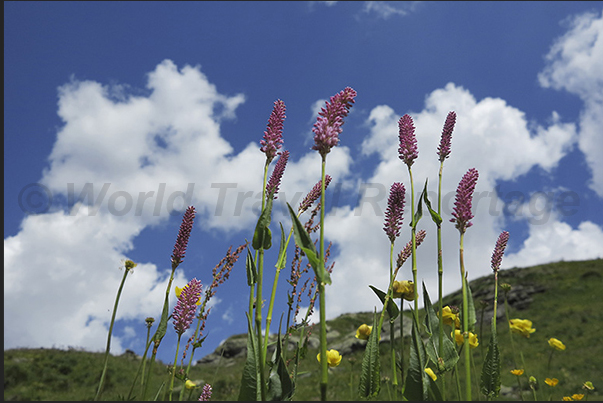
(4, 259, 602, 401)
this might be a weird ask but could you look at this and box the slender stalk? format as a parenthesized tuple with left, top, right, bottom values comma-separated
(389, 242, 398, 399)
(126, 328, 152, 400)
(253, 159, 270, 401)
(319, 156, 328, 401)
(263, 224, 296, 360)
(95, 264, 131, 401)
(407, 166, 419, 323)
(168, 334, 182, 401)
(399, 296, 405, 388)
(460, 231, 472, 401)
(437, 160, 446, 400)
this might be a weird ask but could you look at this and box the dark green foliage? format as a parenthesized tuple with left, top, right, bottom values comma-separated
(4, 259, 603, 401)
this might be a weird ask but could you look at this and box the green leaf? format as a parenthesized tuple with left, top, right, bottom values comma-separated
(422, 282, 459, 373)
(422, 179, 442, 226)
(412, 180, 424, 229)
(275, 223, 288, 271)
(466, 278, 477, 332)
(369, 285, 399, 321)
(245, 246, 257, 287)
(427, 371, 443, 401)
(252, 197, 274, 250)
(480, 317, 501, 399)
(404, 312, 428, 401)
(237, 313, 261, 401)
(152, 294, 170, 344)
(266, 321, 294, 401)
(286, 202, 331, 285)
(358, 310, 381, 398)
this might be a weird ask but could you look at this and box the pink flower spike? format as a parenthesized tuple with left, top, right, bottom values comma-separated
(383, 182, 406, 243)
(450, 168, 479, 233)
(171, 206, 196, 268)
(312, 87, 357, 158)
(173, 278, 202, 335)
(398, 114, 418, 167)
(491, 231, 510, 272)
(437, 111, 456, 162)
(266, 150, 290, 200)
(260, 100, 286, 162)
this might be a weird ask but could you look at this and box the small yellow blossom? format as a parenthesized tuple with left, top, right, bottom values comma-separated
(545, 378, 559, 387)
(317, 349, 342, 367)
(185, 380, 196, 390)
(425, 367, 437, 381)
(548, 337, 566, 351)
(175, 285, 202, 305)
(510, 369, 524, 376)
(562, 396, 573, 401)
(355, 324, 372, 340)
(392, 280, 415, 301)
(571, 394, 584, 401)
(440, 306, 458, 327)
(452, 329, 478, 348)
(509, 319, 536, 338)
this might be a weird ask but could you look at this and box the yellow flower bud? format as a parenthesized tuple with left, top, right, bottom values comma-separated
(425, 367, 437, 381)
(509, 318, 536, 338)
(392, 280, 414, 300)
(355, 324, 372, 340)
(185, 380, 196, 390)
(548, 337, 566, 351)
(317, 349, 342, 367)
(452, 329, 478, 348)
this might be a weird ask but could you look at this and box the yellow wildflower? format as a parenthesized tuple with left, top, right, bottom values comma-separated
(355, 324, 372, 340)
(510, 369, 524, 376)
(548, 337, 566, 351)
(425, 367, 437, 381)
(452, 329, 478, 348)
(545, 378, 559, 387)
(509, 318, 536, 338)
(440, 306, 458, 327)
(392, 280, 415, 301)
(185, 380, 196, 390)
(571, 394, 584, 401)
(175, 285, 202, 305)
(562, 396, 573, 401)
(317, 349, 342, 367)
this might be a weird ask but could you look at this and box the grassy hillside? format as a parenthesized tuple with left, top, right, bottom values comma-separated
(4, 259, 602, 401)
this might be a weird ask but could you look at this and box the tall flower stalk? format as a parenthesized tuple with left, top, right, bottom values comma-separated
(254, 100, 286, 400)
(383, 182, 406, 397)
(436, 111, 456, 398)
(398, 114, 419, 322)
(142, 206, 196, 400)
(312, 86, 356, 400)
(451, 168, 479, 401)
(94, 259, 137, 401)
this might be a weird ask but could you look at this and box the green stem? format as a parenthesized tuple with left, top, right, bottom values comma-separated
(437, 160, 446, 400)
(168, 334, 182, 401)
(253, 159, 270, 401)
(126, 329, 152, 400)
(407, 166, 419, 324)
(389, 241, 398, 399)
(95, 265, 130, 401)
(399, 297, 405, 389)
(319, 156, 328, 401)
(460, 231, 472, 401)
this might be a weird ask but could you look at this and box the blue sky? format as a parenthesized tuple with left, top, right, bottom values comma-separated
(5, 1, 603, 365)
